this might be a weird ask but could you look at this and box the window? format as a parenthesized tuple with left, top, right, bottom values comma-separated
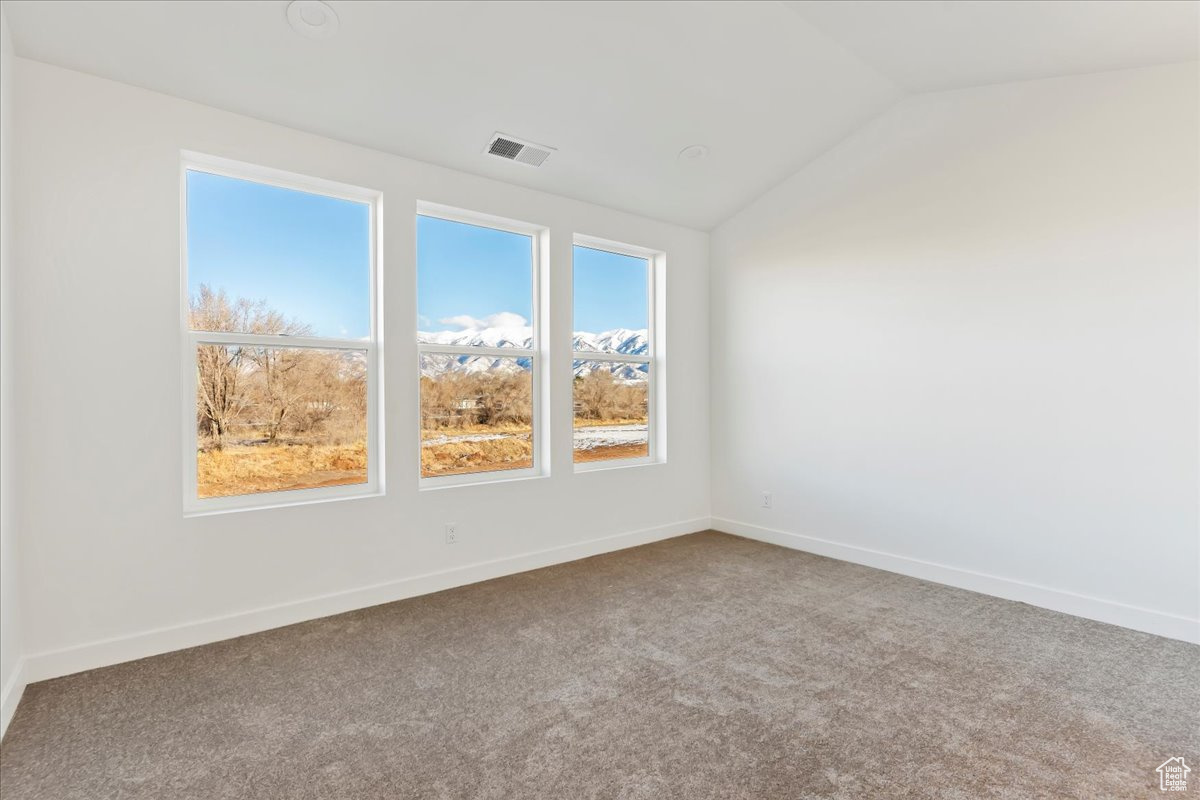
(572, 237, 660, 467)
(417, 205, 544, 484)
(181, 154, 380, 513)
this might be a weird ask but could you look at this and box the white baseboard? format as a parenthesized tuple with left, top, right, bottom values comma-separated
(0, 658, 26, 741)
(22, 517, 711, 686)
(712, 517, 1200, 645)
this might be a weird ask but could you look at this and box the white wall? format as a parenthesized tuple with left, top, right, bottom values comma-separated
(711, 63, 1200, 642)
(0, 8, 26, 734)
(9, 58, 710, 682)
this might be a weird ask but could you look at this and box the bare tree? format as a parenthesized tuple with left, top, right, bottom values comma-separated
(191, 286, 254, 447)
(419, 368, 534, 433)
(573, 370, 647, 422)
(246, 347, 307, 442)
(195, 343, 250, 444)
(191, 285, 312, 448)
(574, 370, 615, 421)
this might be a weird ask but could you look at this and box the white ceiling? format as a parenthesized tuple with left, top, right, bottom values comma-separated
(788, 0, 1199, 93)
(4, 1, 1196, 230)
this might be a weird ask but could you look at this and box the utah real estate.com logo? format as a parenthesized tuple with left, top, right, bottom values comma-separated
(1157, 757, 1190, 792)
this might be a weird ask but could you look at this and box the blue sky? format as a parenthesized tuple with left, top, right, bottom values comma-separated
(417, 215, 532, 331)
(186, 170, 371, 339)
(186, 173, 647, 339)
(571, 245, 648, 333)
(417, 216, 648, 334)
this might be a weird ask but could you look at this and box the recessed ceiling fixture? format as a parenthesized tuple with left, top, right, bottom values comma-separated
(678, 144, 709, 162)
(287, 0, 340, 40)
(484, 133, 556, 168)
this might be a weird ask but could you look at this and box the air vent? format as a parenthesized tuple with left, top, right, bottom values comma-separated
(484, 133, 556, 168)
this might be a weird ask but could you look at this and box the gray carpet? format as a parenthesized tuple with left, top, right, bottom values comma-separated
(1, 532, 1196, 799)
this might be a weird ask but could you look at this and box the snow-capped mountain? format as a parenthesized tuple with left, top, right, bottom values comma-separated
(417, 327, 649, 381)
(572, 328, 649, 357)
(417, 324, 534, 350)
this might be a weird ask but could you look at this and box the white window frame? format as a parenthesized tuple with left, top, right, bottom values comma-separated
(572, 234, 665, 472)
(416, 201, 549, 489)
(180, 152, 384, 515)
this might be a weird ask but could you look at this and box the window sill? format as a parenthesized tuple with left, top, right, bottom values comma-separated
(418, 469, 548, 492)
(573, 456, 663, 474)
(184, 485, 383, 518)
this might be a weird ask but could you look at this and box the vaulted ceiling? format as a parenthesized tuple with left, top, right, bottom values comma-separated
(5, 0, 1196, 229)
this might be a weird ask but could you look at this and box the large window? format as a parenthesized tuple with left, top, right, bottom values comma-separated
(572, 237, 659, 467)
(417, 206, 543, 483)
(182, 155, 380, 512)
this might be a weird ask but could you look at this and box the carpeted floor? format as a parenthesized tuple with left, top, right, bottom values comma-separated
(1, 531, 1196, 799)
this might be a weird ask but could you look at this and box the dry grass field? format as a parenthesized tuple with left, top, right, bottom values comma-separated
(198, 441, 367, 498)
(419, 417, 649, 477)
(421, 437, 534, 477)
(574, 442, 649, 463)
(197, 415, 649, 494)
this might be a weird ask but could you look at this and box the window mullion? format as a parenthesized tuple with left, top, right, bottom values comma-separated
(571, 351, 650, 365)
(419, 344, 535, 359)
(190, 331, 371, 351)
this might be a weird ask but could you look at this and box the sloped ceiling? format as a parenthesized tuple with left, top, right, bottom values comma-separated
(4, 1, 1196, 229)
(787, 0, 1198, 92)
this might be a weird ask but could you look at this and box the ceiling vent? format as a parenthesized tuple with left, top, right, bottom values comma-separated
(484, 133, 556, 168)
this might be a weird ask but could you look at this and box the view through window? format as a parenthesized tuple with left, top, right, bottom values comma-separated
(572, 243, 652, 464)
(185, 166, 375, 503)
(417, 213, 537, 479)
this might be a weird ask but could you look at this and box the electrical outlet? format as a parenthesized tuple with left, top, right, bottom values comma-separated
(445, 523, 458, 544)
(761, 492, 772, 509)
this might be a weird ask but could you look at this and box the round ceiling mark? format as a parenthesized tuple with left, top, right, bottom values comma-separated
(678, 144, 709, 162)
(287, 0, 340, 40)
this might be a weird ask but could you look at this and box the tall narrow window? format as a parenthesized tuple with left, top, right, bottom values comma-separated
(572, 238, 658, 467)
(182, 155, 380, 512)
(417, 208, 542, 482)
